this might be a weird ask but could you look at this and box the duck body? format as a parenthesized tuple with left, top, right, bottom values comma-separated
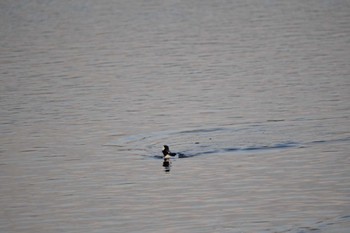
(162, 145, 177, 157)
(162, 145, 174, 168)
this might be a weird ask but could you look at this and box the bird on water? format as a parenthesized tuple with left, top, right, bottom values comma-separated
(162, 145, 176, 157)
(162, 145, 176, 167)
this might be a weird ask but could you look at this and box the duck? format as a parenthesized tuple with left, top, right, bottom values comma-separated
(162, 145, 177, 157)
(162, 145, 175, 167)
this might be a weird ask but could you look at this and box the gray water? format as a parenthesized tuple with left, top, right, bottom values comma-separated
(1, 0, 350, 232)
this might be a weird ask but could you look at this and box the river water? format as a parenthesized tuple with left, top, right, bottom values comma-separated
(1, 0, 350, 232)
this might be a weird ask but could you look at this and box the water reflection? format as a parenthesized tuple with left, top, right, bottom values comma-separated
(162, 153, 172, 172)
(162, 158, 171, 173)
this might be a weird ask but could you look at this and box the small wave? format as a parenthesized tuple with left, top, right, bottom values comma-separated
(308, 136, 350, 146)
(275, 214, 350, 233)
(239, 142, 298, 151)
(179, 127, 226, 134)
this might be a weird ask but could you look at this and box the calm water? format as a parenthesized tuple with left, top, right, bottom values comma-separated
(1, 0, 350, 232)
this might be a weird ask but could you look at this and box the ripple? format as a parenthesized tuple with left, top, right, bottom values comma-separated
(277, 214, 350, 233)
(107, 125, 302, 158)
(107, 125, 350, 159)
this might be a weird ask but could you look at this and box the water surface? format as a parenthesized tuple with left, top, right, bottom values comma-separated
(1, 0, 350, 232)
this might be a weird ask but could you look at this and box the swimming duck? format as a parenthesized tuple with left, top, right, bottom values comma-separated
(162, 145, 176, 157)
(162, 145, 175, 168)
